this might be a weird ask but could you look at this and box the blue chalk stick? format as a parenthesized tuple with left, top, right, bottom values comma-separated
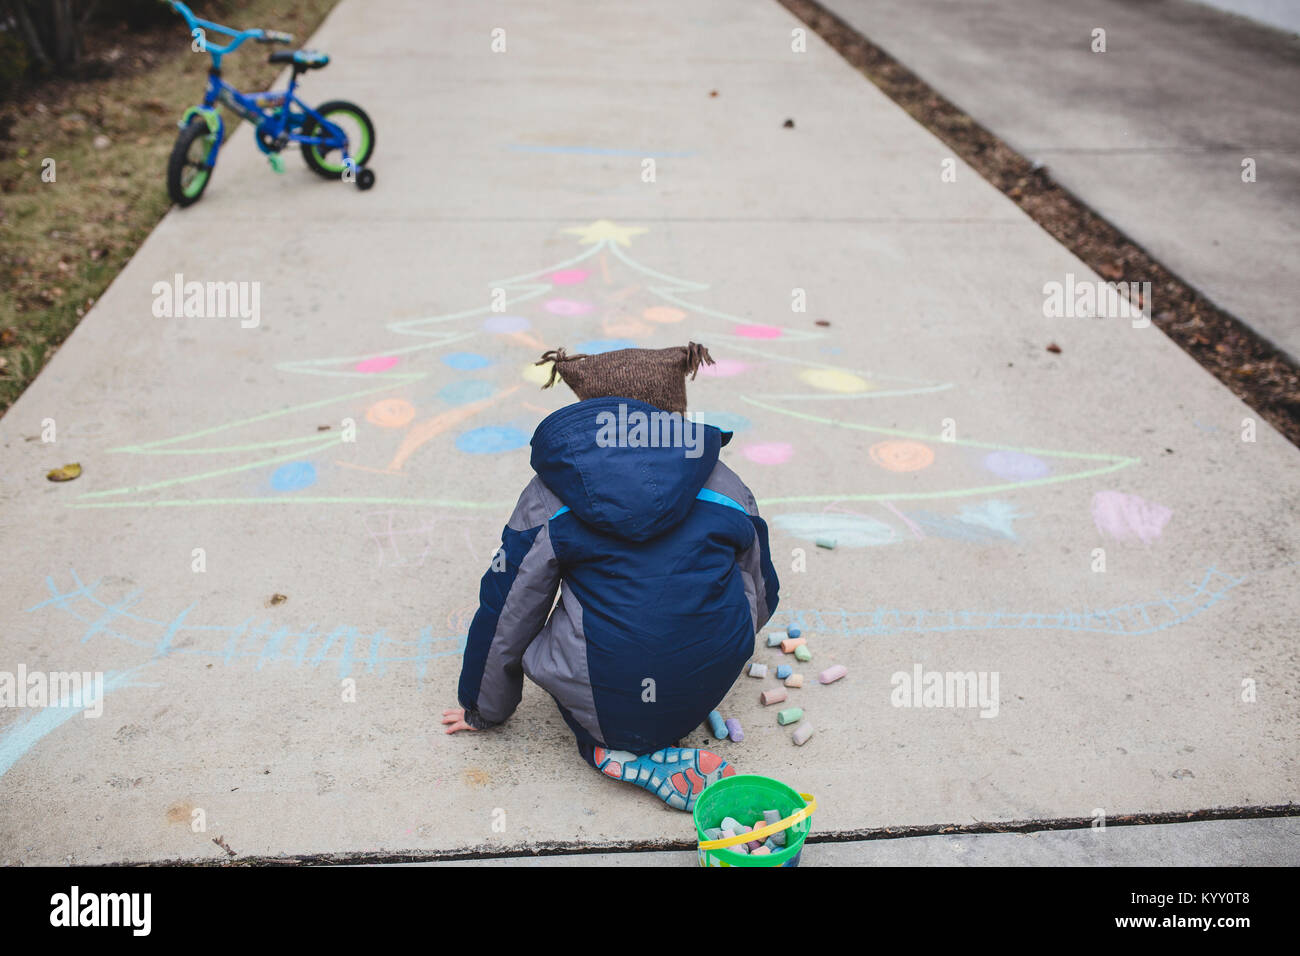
(775, 664, 792, 680)
(707, 709, 728, 740)
(787, 626, 801, 639)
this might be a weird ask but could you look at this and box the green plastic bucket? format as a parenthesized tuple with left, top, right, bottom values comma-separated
(693, 774, 816, 867)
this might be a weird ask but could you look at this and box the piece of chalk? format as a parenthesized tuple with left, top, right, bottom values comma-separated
(816, 536, 836, 549)
(707, 710, 728, 739)
(819, 664, 847, 684)
(780, 637, 805, 654)
(785, 673, 804, 688)
(775, 664, 792, 680)
(751, 845, 771, 855)
(763, 809, 787, 847)
(777, 707, 804, 726)
(761, 687, 787, 706)
(747, 839, 763, 851)
(748, 662, 768, 678)
(705, 827, 723, 841)
(721, 817, 743, 833)
(738, 824, 752, 834)
(786, 626, 801, 639)
(794, 644, 812, 662)
(725, 717, 744, 742)
(792, 721, 815, 746)
(730, 840, 749, 855)
(766, 631, 785, 647)
(764, 838, 781, 851)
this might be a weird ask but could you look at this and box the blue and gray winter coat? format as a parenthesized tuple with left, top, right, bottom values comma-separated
(457, 397, 780, 757)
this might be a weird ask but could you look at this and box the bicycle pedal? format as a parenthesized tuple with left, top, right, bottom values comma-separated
(267, 154, 285, 174)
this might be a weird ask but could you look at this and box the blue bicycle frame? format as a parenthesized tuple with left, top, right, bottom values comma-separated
(169, 1, 352, 167)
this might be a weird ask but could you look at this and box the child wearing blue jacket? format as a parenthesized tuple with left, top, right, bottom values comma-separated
(444, 343, 780, 811)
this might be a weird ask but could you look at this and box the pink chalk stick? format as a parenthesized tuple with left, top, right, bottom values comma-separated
(819, 664, 847, 684)
(780, 637, 806, 653)
(761, 687, 788, 706)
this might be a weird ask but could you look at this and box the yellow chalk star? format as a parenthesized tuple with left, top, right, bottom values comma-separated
(561, 220, 648, 247)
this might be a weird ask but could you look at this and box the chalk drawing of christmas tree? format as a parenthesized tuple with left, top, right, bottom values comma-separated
(74, 220, 1137, 547)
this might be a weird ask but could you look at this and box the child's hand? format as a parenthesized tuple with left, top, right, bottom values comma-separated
(442, 707, 477, 734)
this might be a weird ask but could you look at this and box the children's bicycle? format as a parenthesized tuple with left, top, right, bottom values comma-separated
(164, 0, 375, 206)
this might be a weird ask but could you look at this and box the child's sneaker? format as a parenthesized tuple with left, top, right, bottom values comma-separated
(591, 746, 736, 811)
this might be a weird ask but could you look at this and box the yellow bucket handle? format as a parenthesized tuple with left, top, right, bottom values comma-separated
(698, 794, 817, 851)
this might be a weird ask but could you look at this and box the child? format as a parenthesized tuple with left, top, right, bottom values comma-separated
(443, 343, 780, 811)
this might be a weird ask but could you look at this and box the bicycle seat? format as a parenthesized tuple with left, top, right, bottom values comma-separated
(269, 49, 329, 70)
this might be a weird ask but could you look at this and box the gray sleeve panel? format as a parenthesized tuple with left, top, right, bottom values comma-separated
(704, 462, 771, 633)
(507, 475, 564, 532)
(473, 519, 562, 727)
(702, 461, 760, 515)
(522, 584, 605, 745)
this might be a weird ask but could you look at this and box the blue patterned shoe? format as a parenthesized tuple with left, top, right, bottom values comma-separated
(592, 746, 736, 811)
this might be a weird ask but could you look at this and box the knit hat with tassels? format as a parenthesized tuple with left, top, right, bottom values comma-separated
(535, 343, 715, 414)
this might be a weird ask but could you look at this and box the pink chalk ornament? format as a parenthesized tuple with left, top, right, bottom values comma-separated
(697, 358, 747, 378)
(742, 442, 794, 466)
(818, 664, 847, 684)
(354, 355, 399, 373)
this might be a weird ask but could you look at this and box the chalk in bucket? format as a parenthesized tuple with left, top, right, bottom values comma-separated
(694, 774, 816, 868)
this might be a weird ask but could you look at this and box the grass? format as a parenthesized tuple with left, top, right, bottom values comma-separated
(0, 0, 342, 415)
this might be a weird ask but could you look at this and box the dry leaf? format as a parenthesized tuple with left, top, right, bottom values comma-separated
(47, 463, 82, 482)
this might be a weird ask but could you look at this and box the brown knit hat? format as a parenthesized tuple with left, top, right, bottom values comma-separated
(536, 343, 715, 414)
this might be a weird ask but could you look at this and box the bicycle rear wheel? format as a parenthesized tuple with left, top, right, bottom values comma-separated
(301, 100, 375, 179)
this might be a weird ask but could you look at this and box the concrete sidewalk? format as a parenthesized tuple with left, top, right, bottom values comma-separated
(825, 0, 1300, 361)
(1, 0, 1298, 865)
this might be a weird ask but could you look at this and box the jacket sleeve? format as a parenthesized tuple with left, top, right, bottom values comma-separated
(456, 478, 563, 729)
(704, 462, 780, 634)
(739, 498, 780, 634)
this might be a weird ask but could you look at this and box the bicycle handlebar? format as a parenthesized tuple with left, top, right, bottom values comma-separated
(165, 1, 294, 62)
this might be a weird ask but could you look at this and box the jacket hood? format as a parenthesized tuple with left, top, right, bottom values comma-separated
(530, 397, 731, 542)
